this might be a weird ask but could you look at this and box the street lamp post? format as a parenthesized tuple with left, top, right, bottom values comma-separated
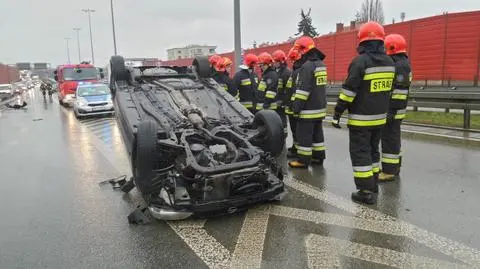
(110, 0, 118, 55)
(81, 9, 96, 64)
(73, 28, 82, 63)
(233, 0, 242, 68)
(65, 38, 71, 64)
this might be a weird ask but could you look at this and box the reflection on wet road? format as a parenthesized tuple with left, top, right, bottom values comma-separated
(0, 90, 479, 269)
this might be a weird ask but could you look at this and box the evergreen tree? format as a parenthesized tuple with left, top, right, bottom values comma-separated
(296, 8, 318, 37)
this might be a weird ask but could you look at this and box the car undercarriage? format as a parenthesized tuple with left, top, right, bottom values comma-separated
(109, 56, 285, 221)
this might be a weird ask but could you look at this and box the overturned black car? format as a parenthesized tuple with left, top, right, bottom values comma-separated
(109, 55, 285, 221)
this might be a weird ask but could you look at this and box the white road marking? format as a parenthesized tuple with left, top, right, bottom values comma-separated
(305, 234, 472, 269)
(230, 205, 271, 269)
(169, 221, 231, 269)
(284, 177, 480, 267)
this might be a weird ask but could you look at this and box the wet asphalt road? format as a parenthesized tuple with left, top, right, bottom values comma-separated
(0, 90, 479, 269)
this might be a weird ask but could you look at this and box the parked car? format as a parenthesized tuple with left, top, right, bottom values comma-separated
(109, 55, 285, 221)
(0, 84, 13, 101)
(73, 82, 114, 119)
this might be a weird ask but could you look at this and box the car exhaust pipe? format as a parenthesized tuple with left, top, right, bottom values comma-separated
(148, 206, 193, 221)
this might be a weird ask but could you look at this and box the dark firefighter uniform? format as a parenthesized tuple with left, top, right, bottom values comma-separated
(276, 63, 292, 134)
(285, 60, 304, 156)
(232, 67, 258, 114)
(334, 41, 396, 195)
(213, 71, 236, 98)
(381, 53, 411, 178)
(291, 49, 328, 166)
(256, 67, 279, 112)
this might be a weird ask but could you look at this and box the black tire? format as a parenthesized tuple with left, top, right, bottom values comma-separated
(192, 56, 211, 78)
(134, 120, 159, 194)
(110, 55, 129, 83)
(253, 110, 285, 157)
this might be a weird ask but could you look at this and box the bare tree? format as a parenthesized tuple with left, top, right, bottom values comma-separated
(400, 12, 406, 22)
(356, 0, 385, 25)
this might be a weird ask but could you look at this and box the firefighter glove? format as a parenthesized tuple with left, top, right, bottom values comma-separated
(292, 100, 303, 114)
(331, 113, 342, 129)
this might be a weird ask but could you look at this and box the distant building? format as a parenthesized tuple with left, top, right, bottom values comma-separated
(167, 45, 217, 60)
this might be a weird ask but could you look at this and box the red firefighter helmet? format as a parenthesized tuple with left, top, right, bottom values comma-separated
(358, 21, 385, 43)
(287, 48, 301, 62)
(223, 57, 232, 67)
(209, 55, 222, 65)
(243, 53, 259, 68)
(272, 50, 287, 63)
(293, 36, 316, 55)
(214, 58, 227, 72)
(258, 52, 274, 65)
(384, 34, 407, 55)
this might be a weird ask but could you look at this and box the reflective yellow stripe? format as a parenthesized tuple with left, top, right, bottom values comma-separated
(265, 91, 276, 99)
(299, 112, 327, 119)
(241, 79, 251, 86)
(285, 107, 293, 114)
(364, 72, 395, 80)
(348, 119, 387, 127)
(382, 158, 400, 164)
(354, 171, 374, 178)
(373, 167, 381, 173)
(294, 93, 308, 101)
(256, 104, 264, 110)
(286, 78, 293, 88)
(258, 81, 266, 91)
(290, 95, 296, 101)
(392, 94, 408, 100)
(313, 146, 326, 151)
(394, 113, 406, 120)
(339, 93, 354, 103)
(269, 103, 278, 110)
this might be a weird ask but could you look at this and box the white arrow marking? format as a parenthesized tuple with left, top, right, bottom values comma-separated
(230, 205, 271, 269)
(305, 234, 472, 269)
(284, 177, 480, 267)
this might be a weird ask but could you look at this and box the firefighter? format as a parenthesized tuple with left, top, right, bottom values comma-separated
(331, 22, 396, 205)
(379, 34, 411, 182)
(213, 57, 235, 97)
(232, 53, 259, 113)
(288, 36, 328, 169)
(273, 50, 291, 136)
(255, 52, 279, 113)
(285, 48, 303, 158)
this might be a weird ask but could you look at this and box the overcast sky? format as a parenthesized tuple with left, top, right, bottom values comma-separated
(1, 0, 479, 66)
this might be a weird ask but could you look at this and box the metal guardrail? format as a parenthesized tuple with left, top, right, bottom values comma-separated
(326, 86, 480, 129)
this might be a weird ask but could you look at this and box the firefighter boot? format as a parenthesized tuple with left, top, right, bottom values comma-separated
(378, 172, 396, 183)
(288, 160, 308, 169)
(351, 190, 377, 205)
(311, 158, 324, 166)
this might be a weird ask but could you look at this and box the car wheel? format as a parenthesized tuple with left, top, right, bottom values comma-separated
(253, 110, 285, 157)
(110, 56, 129, 83)
(134, 120, 159, 194)
(192, 56, 211, 78)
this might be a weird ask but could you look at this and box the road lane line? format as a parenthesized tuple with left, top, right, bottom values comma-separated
(168, 223, 231, 269)
(230, 205, 270, 269)
(270, 205, 406, 236)
(305, 234, 472, 269)
(284, 177, 480, 267)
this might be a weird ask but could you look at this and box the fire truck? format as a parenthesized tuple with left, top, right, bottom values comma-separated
(54, 62, 104, 106)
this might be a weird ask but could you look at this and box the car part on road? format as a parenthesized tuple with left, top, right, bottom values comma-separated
(109, 55, 285, 221)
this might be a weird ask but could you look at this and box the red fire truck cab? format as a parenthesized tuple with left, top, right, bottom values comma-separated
(54, 63, 104, 106)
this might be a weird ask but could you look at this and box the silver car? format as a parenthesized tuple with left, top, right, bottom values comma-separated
(73, 83, 114, 119)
